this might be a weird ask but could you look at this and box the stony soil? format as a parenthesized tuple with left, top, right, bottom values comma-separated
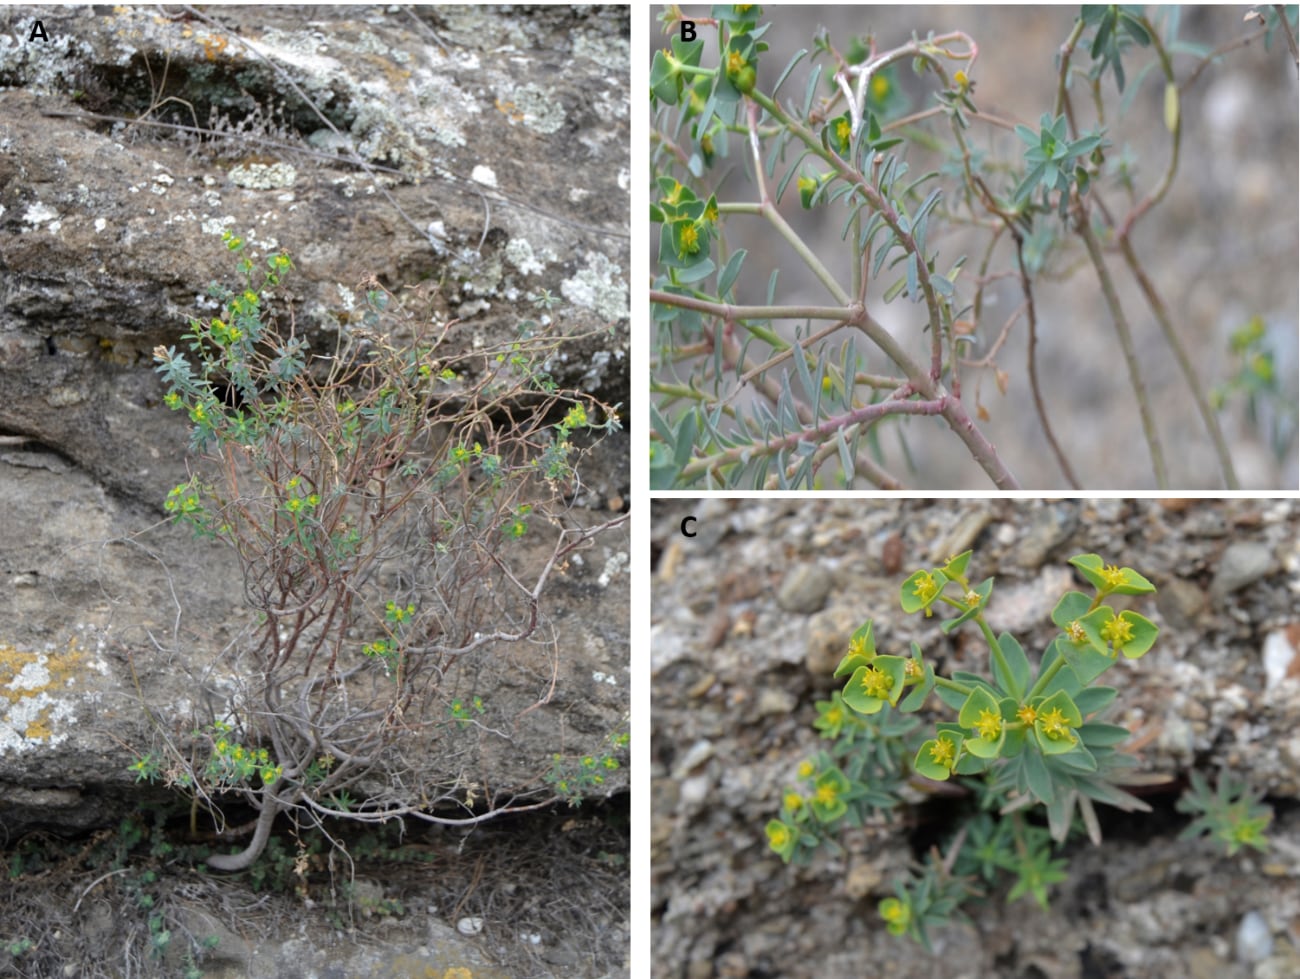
(652, 499, 1300, 979)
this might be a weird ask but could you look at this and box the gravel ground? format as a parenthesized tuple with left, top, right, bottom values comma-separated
(652, 498, 1300, 978)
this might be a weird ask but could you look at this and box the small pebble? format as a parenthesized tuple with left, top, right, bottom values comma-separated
(1211, 542, 1277, 600)
(1262, 629, 1297, 690)
(1235, 910, 1272, 964)
(1012, 504, 1078, 568)
(776, 564, 833, 614)
(930, 509, 992, 564)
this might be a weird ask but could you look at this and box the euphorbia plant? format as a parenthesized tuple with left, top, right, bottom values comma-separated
(769, 550, 1164, 948)
(651, 5, 1298, 489)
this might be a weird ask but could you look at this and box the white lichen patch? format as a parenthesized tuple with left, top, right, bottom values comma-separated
(471, 165, 498, 188)
(426, 219, 448, 255)
(573, 31, 629, 73)
(598, 551, 629, 588)
(229, 162, 297, 190)
(245, 28, 344, 77)
(46, 386, 87, 406)
(307, 128, 353, 155)
(561, 252, 628, 322)
(505, 238, 547, 276)
(0, 639, 92, 754)
(499, 82, 567, 135)
(201, 215, 237, 236)
(582, 350, 613, 390)
(22, 202, 59, 226)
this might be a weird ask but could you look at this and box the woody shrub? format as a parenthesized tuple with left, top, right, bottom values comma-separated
(136, 232, 625, 870)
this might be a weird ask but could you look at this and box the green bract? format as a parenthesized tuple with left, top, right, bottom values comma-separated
(900, 568, 948, 615)
(958, 686, 1006, 758)
(843, 655, 908, 714)
(1069, 553, 1157, 595)
(771, 548, 1164, 949)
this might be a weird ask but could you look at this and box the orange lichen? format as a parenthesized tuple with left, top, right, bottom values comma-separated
(199, 34, 229, 61)
(495, 98, 524, 123)
(0, 637, 84, 742)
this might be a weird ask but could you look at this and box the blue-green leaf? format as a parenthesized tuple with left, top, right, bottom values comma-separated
(716, 249, 747, 299)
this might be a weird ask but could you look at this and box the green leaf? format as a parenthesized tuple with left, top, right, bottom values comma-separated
(824, 113, 854, 156)
(1071, 684, 1118, 716)
(1119, 9, 1152, 47)
(650, 50, 682, 105)
(716, 249, 747, 299)
(791, 328, 817, 399)
(835, 620, 877, 677)
(809, 768, 851, 822)
(673, 256, 716, 284)
(802, 62, 823, 117)
(993, 632, 1031, 701)
(1079, 607, 1158, 659)
(1033, 690, 1084, 755)
(1014, 161, 1049, 206)
(842, 662, 890, 715)
(1069, 553, 1156, 595)
(1022, 747, 1054, 803)
(770, 48, 809, 100)
(958, 685, 999, 726)
(1077, 722, 1132, 748)
(834, 428, 854, 482)
(1014, 123, 1039, 147)
(1058, 633, 1117, 685)
(649, 401, 676, 444)
(779, 151, 814, 206)
(875, 655, 909, 707)
(766, 819, 799, 861)
(1050, 743, 1098, 772)
(671, 411, 697, 472)
(1117, 610, 1159, 658)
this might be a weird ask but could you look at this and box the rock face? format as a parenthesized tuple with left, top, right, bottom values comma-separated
(0, 8, 629, 974)
(1, 4, 629, 506)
